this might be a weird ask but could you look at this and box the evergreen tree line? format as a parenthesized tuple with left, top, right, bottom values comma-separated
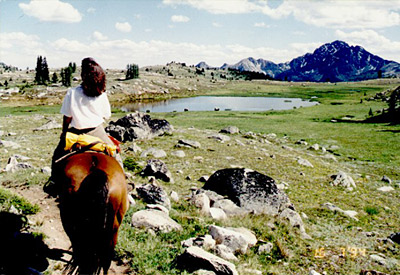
(34, 56, 76, 87)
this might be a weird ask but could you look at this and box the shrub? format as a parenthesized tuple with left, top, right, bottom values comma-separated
(364, 206, 379, 215)
(123, 157, 142, 173)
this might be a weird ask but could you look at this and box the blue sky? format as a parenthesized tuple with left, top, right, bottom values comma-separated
(1, 0, 399, 69)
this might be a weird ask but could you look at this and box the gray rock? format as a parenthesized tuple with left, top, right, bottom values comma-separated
(381, 175, 392, 184)
(176, 246, 238, 275)
(5, 156, 34, 172)
(136, 182, 171, 209)
(202, 168, 294, 215)
(330, 171, 356, 188)
(141, 159, 173, 182)
(41, 166, 51, 174)
(170, 191, 179, 202)
(146, 204, 169, 214)
(106, 112, 173, 142)
(297, 158, 314, 168)
(212, 199, 247, 216)
(370, 254, 387, 266)
(209, 207, 227, 220)
(193, 270, 216, 275)
(176, 139, 201, 149)
(208, 134, 231, 143)
(219, 126, 239, 134)
(171, 150, 185, 158)
(377, 186, 394, 192)
(209, 225, 255, 254)
(308, 144, 320, 151)
(131, 209, 182, 233)
(235, 139, 245, 146)
(13, 154, 31, 161)
(0, 140, 21, 149)
(141, 148, 167, 158)
(295, 139, 308, 146)
(258, 242, 273, 254)
(227, 227, 257, 247)
(33, 120, 62, 131)
(321, 203, 358, 221)
(182, 234, 216, 250)
(309, 270, 322, 275)
(282, 145, 294, 151)
(192, 193, 211, 215)
(128, 143, 142, 153)
(279, 208, 311, 239)
(215, 244, 238, 261)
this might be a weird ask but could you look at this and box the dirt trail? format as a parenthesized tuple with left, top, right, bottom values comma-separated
(9, 184, 129, 275)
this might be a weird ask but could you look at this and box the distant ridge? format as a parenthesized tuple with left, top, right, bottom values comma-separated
(218, 41, 400, 82)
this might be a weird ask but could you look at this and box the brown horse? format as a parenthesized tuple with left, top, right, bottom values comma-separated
(57, 152, 128, 275)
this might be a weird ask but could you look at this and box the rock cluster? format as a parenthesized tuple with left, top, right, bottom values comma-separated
(106, 112, 173, 142)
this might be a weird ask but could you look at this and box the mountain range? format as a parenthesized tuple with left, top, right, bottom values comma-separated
(197, 41, 400, 82)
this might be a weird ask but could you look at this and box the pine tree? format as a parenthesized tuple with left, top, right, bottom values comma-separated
(52, 72, 58, 83)
(126, 63, 139, 80)
(42, 57, 50, 82)
(61, 66, 73, 87)
(35, 56, 43, 83)
(34, 56, 50, 85)
(68, 62, 77, 73)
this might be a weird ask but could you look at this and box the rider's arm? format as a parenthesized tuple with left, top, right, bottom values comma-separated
(61, 115, 72, 137)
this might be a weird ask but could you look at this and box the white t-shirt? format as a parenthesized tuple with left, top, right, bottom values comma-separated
(60, 86, 111, 129)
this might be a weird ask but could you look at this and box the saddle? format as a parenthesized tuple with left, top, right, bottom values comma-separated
(55, 132, 119, 163)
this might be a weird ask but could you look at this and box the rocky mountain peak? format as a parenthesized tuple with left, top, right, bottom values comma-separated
(219, 40, 400, 82)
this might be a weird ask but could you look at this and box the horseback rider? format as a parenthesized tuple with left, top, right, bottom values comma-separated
(45, 57, 122, 196)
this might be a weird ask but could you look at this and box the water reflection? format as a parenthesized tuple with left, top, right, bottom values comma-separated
(121, 96, 318, 113)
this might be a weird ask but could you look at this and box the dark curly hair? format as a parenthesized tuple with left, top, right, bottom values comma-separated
(81, 57, 106, 97)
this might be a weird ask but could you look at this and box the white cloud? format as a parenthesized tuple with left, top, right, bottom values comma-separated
(3, 29, 399, 71)
(115, 22, 132, 33)
(335, 29, 400, 61)
(87, 7, 96, 14)
(163, 0, 260, 14)
(286, 1, 400, 29)
(164, 0, 400, 29)
(254, 22, 270, 28)
(212, 22, 222, 28)
(0, 32, 45, 68)
(171, 15, 190, 23)
(19, 0, 82, 23)
(1, 31, 310, 69)
(92, 31, 108, 41)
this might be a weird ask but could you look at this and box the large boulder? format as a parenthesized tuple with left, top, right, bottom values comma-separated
(176, 246, 238, 275)
(202, 168, 293, 215)
(106, 112, 173, 142)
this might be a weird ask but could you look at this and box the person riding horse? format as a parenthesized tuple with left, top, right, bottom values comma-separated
(45, 57, 122, 197)
(44, 58, 128, 274)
